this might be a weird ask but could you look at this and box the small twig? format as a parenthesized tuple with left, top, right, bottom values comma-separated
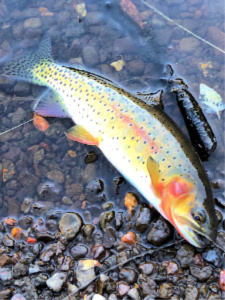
(63, 240, 183, 300)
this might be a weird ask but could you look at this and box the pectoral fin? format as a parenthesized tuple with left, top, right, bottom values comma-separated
(66, 125, 98, 146)
(147, 156, 160, 196)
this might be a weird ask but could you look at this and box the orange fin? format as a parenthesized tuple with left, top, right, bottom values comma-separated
(66, 125, 98, 145)
(147, 156, 160, 196)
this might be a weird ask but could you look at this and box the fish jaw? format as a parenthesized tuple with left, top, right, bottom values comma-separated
(164, 191, 217, 248)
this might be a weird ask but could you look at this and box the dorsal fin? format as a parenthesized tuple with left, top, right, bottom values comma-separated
(63, 66, 121, 89)
(136, 90, 163, 108)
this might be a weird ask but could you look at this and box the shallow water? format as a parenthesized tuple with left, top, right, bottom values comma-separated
(0, 0, 225, 298)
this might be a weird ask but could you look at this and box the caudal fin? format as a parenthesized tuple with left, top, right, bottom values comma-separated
(0, 35, 53, 83)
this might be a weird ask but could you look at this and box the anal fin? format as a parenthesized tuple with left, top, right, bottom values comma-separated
(66, 125, 98, 146)
(33, 89, 70, 118)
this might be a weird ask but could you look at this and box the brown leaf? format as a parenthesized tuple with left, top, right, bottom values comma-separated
(78, 259, 102, 271)
(120, 0, 144, 28)
(4, 218, 17, 226)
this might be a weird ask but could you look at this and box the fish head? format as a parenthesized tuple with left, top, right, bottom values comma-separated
(161, 176, 217, 248)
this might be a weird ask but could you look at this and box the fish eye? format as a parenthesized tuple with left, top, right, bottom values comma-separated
(192, 210, 206, 223)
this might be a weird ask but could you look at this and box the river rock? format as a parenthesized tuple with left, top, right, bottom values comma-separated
(179, 37, 200, 53)
(146, 217, 172, 246)
(46, 272, 67, 292)
(59, 212, 83, 240)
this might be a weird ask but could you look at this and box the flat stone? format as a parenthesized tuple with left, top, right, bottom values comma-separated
(59, 212, 83, 240)
(24, 18, 41, 29)
(179, 37, 200, 53)
(190, 265, 213, 282)
(46, 272, 67, 292)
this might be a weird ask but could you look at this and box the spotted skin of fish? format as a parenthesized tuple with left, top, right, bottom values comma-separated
(0, 36, 217, 247)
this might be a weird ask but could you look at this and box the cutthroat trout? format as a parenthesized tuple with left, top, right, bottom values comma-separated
(0, 36, 217, 247)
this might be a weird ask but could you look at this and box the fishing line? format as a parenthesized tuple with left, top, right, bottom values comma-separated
(0, 118, 34, 136)
(140, 0, 225, 55)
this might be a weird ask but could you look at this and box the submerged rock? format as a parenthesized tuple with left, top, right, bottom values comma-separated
(59, 212, 83, 240)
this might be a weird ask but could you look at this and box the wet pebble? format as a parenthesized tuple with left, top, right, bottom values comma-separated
(82, 46, 100, 67)
(139, 275, 157, 298)
(139, 262, 155, 276)
(117, 281, 130, 297)
(184, 284, 198, 300)
(103, 227, 117, 249)
(83, 224, 95, 242)
(202, 248, 222, 268)
(86, 179, 104, 195)
(21, 198, 33, 214)
(3, 234, 14, 247)
(115, 212, 124, 231)
(119, 268, 138, 284)
(59, 212, 83, 240)
(13, 263, 28, 278)
(190, 265, 213, 282)
(85, 151, 98, 164)
(128, 287, 141, 300)
(90, 244, 106, 260)
(0, 267, 13, 285)
(0, 288, 14, 299)
(179, 37, 200, 53)
(46, 272, 67, 292)
(158, 283, 173, 299)
(24, 17, 41, 29)
(146, 217, 172, 246)
(57, 255, 75, 271)
(70, 244, 88, 260)
(34, 273, 48, 288)
(135, 206, 151, 233)
(99, 211, 115, 230)
(177, 244, 195, 268)
(127, 59, 145, 75)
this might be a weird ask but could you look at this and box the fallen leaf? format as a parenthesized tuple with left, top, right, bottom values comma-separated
(11, 227, 23, 240)
(74, 2, 87, 21)
(68, 150, 77, 158)
(39, 7, 54, 16)
(120, 0, 144, 28)
(124, 192, 138, 212)
(78, 259, 102, 271)
(27, 237, 36, 244)
(121, 231, 137, 244)
(198, 61, 212, 77)
(110, 60, 125, 72)
(81, 201, 86, 209)
(33, 113, 49, 132)
(4, 218, 17, 226)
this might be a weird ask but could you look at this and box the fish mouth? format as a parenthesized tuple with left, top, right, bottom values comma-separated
(186, 227, 211, 248)
(173, 215, 216, 248)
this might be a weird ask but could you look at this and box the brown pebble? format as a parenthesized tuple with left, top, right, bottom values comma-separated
(121, 232, 137, 245)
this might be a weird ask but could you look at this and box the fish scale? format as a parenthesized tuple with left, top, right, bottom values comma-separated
(0, 36, 217, 247)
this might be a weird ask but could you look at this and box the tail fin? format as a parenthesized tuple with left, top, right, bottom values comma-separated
(0, 35, 53, 83)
